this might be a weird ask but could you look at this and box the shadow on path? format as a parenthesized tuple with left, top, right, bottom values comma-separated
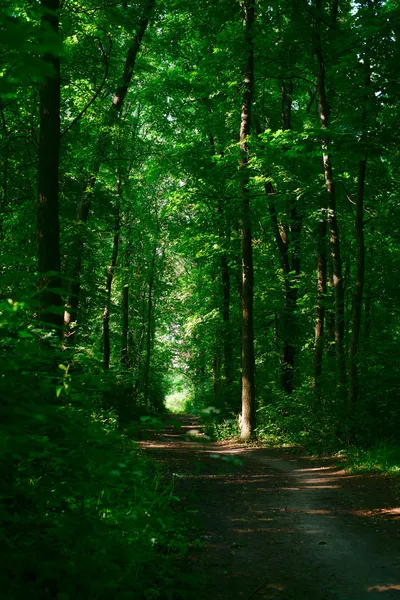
(139, 414, 400, 600)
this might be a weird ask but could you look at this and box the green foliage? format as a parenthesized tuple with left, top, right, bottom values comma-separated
(0, 305, 188, 599)
(1, 0, 400, 593)
(337, 445, 400, 476)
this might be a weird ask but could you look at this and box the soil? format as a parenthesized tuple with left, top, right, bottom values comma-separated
(139, 415, 400, 600)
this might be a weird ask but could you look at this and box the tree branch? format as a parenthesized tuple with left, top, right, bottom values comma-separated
(61, 39, 108, 137)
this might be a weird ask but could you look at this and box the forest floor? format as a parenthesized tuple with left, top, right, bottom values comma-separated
(139, 414, 400, 600)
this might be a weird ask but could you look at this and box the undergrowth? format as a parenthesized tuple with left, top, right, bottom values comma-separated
(1, 301, 189, 599)
(337, 445, 400, 476)
(203, 384, 400, 477)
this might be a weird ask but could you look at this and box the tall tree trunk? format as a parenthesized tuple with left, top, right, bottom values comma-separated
(284, 194, 302, 393)
(64, 0, 155, 341)
(121, 283, 129, 367)
(312, 216, 327, 394)
(121, 230, 133, 368)
(37, 0, 62, 333)
(134, 240, 147, 393)
(364, 225, 374, 342)
(143, 246, 157, 405)
(102, 200, 121, 370)
(209, 133, 232, 407)
(315, 0, 346, 392)
(0, 103, 9, 243)
(240, 0, 256, 441)
(281, 79, 302, 394)
(326, 260, 335, 350)
(221, 251, 232, 393)
(349, 39, 371, 409)
(261, 80, 302, 395)
(213, 354, 220, 407)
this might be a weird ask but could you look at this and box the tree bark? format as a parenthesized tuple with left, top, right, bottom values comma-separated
(143, 245, 157, 405)
(121, 229, 133, 368)
(0, 103, 9, 243)
(281, 79, 302, 394)
(102, 200, 120, 370)
(213, 354, 220, 407)
(37, 0, 62, 333)
(312, 215, 327, 394)
(284, 194, 302, 393)
(221, 251, 232, 391)
(349, 39, 371, 409)
(240, 0, 256, 441)
(209, 133, 232, 408)
(121, 283, 129, 367)
(261, 79, 301, 395)
(326, 259, 335, 350)
(315, 0, 346, 392)
(64, 0, 155, 341)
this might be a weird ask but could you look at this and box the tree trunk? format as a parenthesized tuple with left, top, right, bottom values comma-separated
(348, 158, 367, 407)
(240, 0, 256, 441)
(283, 195, 302, 393)
(349, 42, 370, 409)
(315, 0, 346, 392)
(37, 0, 62, 333)
(312, 216, 327, 394)
(221, 251, 232, 393)
(102, 201, 120, 370)
(326, 259, 335, 350)
(143, 246, 157, 405)
(209, 133, 232, 408)
(134, 240, 147, 393)
(262, 79, 301, 395)
(121, 234, 133, 368)
(213, 354, 220, 407)
(64, 0, 155, 341)
(121, 283, 129, 367)
(0, 103, 9, 243)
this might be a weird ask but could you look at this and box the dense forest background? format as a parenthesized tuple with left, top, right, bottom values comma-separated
(1, 0, 399, 597)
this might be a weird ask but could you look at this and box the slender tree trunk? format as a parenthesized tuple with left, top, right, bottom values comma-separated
(284, 195, 302, 393)
(364, 226, 375, 342)
(348, 159, 367, 407)
(239, 0, 256, 441)
(261, 80, 301, 395)
(221, 251, 232, 390)
(37, 0, 62, 333)
(64, 0, 155, 341)
(213, 354, 220, 407)
(103, 201, 121, 370)
(0, 103, 9, 243)
(143, 246, 157, 404)
(121, 234, 133, 368)
(281, 79, 302, 394)
(134, 238, 147, 393)
(349, 44, 370, 409)
(209, 133, 232, 407)
(315, 0, 346, 392)
(312, 216, 327, 394)
(121, 283, 129, 367)
(281, 79, 293, 131)
(326, 260, 335, 350)
(135, 283, 146, 391)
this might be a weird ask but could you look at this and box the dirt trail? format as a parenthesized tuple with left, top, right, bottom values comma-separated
(140, 415, 400, 600)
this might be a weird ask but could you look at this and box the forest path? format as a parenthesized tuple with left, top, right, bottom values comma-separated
(139, 414, 400, 600)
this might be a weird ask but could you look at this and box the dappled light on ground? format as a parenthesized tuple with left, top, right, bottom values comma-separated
(139, 415, 400, 599)
(367, 585, 400, 592)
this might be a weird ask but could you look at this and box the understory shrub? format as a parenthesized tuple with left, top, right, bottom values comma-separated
(0, 302, 187, 599)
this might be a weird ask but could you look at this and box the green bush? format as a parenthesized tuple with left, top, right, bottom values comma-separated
(0, 302, 187, 599)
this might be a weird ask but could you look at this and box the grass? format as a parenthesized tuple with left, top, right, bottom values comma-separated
(206, 411, 400, 478)
(337, 444, 400, 476)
